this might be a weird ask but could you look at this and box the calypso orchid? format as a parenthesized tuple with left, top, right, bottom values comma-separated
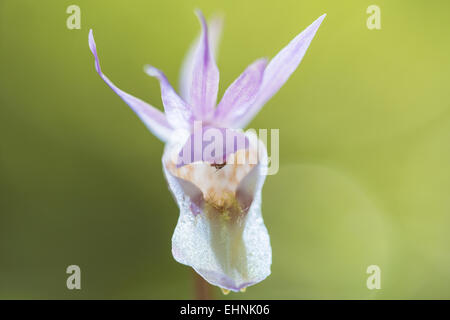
(88, 10, 325, 293)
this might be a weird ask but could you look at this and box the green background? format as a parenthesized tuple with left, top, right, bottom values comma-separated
(1, 0, 449, 299)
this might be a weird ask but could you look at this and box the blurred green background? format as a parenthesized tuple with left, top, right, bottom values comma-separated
(1, 0, 449, 299)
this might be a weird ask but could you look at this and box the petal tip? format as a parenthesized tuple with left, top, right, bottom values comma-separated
(316, 13, 327, 25)
(144, 65, 168, 83)
(88, 29, 101, 74)
(144, 64, 158, 77)
(209, 12, 225, 30)
(194, 8, 204, 19)
(88, 29, 95, 52)
(194, 8, 207, 29)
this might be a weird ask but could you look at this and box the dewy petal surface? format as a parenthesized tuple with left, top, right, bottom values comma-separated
(179, 15, 223, 103)
(163, 132, 271, 291)
(188, 10, 220, 120)
(234, 14, 326, 128)
(145, 65, 193, 130)
(88, 30, 173, 142)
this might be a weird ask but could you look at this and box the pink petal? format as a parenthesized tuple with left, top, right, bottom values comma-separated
(214, 58, 267, 127)
(235, 14, 326, 128)
(88, 30, 173, 141)
(145, 66, 193, 130)
(179, 15, 223, 103)
(188, 10, 220, 120)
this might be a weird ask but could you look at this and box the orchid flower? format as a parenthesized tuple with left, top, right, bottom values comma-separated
(89, 10, 325, 293)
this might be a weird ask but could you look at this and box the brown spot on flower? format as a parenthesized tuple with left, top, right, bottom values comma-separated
(166, 147, 258, 220)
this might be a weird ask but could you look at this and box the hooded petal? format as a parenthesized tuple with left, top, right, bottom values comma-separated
(145, 66, 193, 130)
(88, 30, 173, 142)
(188, 10, 220, 120)
(179, 15, 223, 103)
(234, 14, 326, 128)
(163, 131, 271, 291)
(176, 125, 250, 167)
(214, 58, 267, 127)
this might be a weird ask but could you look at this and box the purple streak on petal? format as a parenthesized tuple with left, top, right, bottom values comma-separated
(235, 14, 326, 128)
(163, 159, 205, 217)
(177, 127, 249, 167)
(145, 65, 193, 130)
(174, 177, 204, 216)
(214, 58, 267, 126)
(88, 30, 173, 141)
(189, 10, 220, 120)
(236, 164, 260, 213)
(179, 15, 223, 103)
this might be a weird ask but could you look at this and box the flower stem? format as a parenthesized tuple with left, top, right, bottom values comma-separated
(193, 271, 213, 300)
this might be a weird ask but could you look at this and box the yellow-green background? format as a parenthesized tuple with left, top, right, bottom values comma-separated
(1, 0, 449, 299)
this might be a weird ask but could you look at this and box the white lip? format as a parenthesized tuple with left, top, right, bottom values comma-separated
(163, 132, 272, 291)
